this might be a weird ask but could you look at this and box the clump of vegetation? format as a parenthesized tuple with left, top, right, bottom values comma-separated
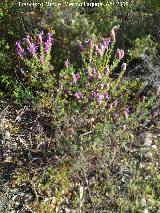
(10, 28, 158, 212)
(0, 1, 159, 212)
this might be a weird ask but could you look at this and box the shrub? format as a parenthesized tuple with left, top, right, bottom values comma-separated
(12, 25, 158, 212)
(15, 27, 155, 153)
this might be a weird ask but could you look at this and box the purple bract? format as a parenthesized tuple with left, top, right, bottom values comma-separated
(74, 92, 83, 100)
(16, 41, 24, 58)
(116, 49, 124, 60)
(77, 40, 85, 52)
(27, 43, 37, 56)
(102, 38, 110, 49)
(40, 55, 44, 64)
(96, 93, 104, 104)
(104, 67, 110, 74)
(44, 32, 52, 54)
(72, 73, 80, 84)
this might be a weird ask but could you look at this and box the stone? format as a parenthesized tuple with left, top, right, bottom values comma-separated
(5, 131, 11, 139)
(143, 132, 153, 147)
(144, 209, 149, 213)
(151, 145, 157, 151)
(140, 198, 146, 207)
(144, 152, 153, 161)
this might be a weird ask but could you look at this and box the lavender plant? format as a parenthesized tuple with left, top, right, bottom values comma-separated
(15, 31, 54, 93)
(13, 28, 158, 213)
(15, 28, 156, 149)
(56, 28, 155, 149)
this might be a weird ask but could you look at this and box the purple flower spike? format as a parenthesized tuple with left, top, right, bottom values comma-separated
(94, 43, 106, 56)
(87, 66, 98, 79)
(88, 76, 94, 81)
(88, 91, 97, 100)
(47, 32, 52, 39)
(96, 72, 102, 79)
(152, 111, 158, 118)
(124, 108, 129, 120)
(64, 59, 70, 69)
(74, 92, 83, 100)
(44, 32, 52, 54)
(16, 41, 24, 58)
(116, 49, 124, 60)
(104, 66, 110, 74)
(77, 40, 85, 52)
(104, 92, 110, 101)
(72, 73, 80, 84)
(87, 66, 92, 76)
(98, 83, 104, 90)
(44, 41, 51, 54)
(40, 55, 44, 64)
(92, 68, 97, 75)
(27, 43, 37, 56)
(121, 62, 127, 71)
(96, 44, 105, 57)
(94, 45, 99, 52)
(96, 93, 104, 104)
(102, 38, 110, 49)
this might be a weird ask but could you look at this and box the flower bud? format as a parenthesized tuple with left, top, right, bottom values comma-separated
(102, 38, 110, 49)
(16, 41, 24, 58)
(64, 59, 70, 69)
(72, 73, 80, 84)
(152, 111, 158, 118)
(116, 49, 124, 60)
(27, 43, 37, 56)
(104, 92, 110, 101)
(121, 62, 127, 71)
(40, 55, 44, 64)
(104, 66, 110, 74)
(98, 83, 104, 89)
(96, 93, 104, 104)
(124, 108, 129, 120)
(74, 92, 83, 100)
(77, 40, 85, 52)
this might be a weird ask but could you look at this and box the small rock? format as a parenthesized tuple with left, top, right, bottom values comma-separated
(137, 132, 153, 146)
(139, 163, 145, 168)
(144, 152, 153, 161)
(5, 131, 11, 139)
(15, 201, 20, 206)
(144, 132, 153, 147)
(4, 156, 13, 162)
(141, 198, 147, 207)
(151, 145, 157, 151)
(144, 209, 149, 213)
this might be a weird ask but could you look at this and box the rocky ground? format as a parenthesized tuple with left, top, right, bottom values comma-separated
(0, 102, 53, 212)
(0, 97, 159, 212)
